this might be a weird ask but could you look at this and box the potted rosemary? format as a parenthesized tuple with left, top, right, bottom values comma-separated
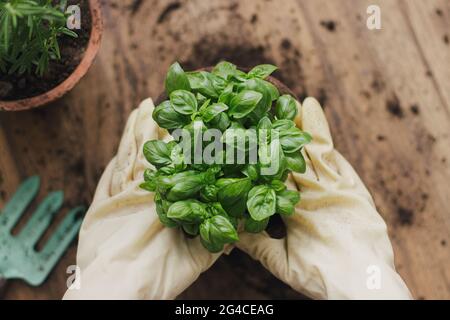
(0, 0, 102, 111)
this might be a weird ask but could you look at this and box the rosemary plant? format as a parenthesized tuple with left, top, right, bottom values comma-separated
(0, 0, 77, 76)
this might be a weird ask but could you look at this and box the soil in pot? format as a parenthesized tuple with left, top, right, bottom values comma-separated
(0, 0, 92, 101)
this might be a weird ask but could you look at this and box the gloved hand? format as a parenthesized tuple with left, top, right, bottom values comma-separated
(63, 99, 223, 300)
(237, 97, 412, 300)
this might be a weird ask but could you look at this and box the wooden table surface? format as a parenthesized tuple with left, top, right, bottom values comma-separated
(1, 0, 449, 300)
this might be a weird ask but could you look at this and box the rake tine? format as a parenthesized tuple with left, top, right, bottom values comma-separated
(39, 206, 85, 271)
(18, 191, 64, 247)
(0, 176, 40, 230)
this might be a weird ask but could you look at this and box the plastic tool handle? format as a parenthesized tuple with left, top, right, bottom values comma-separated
(0, 277, 7, 298)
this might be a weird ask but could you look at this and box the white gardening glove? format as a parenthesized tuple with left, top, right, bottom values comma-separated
(237, 97, 412, 300)
(63, 99, 223, 300)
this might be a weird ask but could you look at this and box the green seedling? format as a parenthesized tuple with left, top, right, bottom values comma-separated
(142, 61, 312, 252)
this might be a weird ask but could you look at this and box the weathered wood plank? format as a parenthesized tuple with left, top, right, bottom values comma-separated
(294, 0, 450, 299)
(0, 0, 449, 299)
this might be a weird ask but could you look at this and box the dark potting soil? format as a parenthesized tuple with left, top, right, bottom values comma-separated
(0, 0, 92, 101)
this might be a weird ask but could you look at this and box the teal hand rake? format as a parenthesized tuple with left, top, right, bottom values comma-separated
(0, 176, 84, 294)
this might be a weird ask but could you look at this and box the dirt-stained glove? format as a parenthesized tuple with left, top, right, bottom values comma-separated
(237, 97, 412, 300)
(63, 99, 223, 300)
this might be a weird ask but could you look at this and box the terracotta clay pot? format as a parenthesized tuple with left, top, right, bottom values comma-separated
(0, 0, 103, 111)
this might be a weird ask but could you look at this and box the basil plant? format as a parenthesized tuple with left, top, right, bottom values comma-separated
(141, 61, 312, 252)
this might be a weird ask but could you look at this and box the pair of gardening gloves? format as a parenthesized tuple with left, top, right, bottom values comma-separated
(63, 97, 412, 300)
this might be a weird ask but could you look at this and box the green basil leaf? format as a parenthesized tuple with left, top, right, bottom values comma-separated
(200, 184, 219, 202)
(207, 202, 238, 228)
(196, 92, 207, 105)
(204, 166, 220, 184)
(218, 91, 236, 105)
(223, 83, 234, 94)
(257, 116, 273, 131)
(183, 118, 208, 136)
(212, 61, 238, 80)
(144, 168, 156, 182)
(276, 189, 300, 215)
(201, 103, 229, 122)
(222, 125, 257, 154)
(140, 181, 156, 192)
(167, 200, 207, 223)
(279, 128, 312, 153)
(270, 180, 286, 192)
(183, 223, 199, 236)
(169, 144, 186, 171)
(170, 89, 198, 115)
(143, 140, 172, 167)
(207, 202, 227, 216)
(262, 80, 280, 101)
(217, 177, 252, 217)
(200, 219, 224, 253)
(248, 64, 278, 79)
(275, 94, 297, 120)
(199, 219, 212, 243)
(155, 194, 178, 228)
(157, 166, 176, 176)
(229, 121, 245, 130)
(257, 116, 273, 141)
(258, 139, 287, 181)
(229, 90, 263, 119)
(167, 175, 208, 201)
(209, 73, 228, 93)
(153, 100, 190, 129)
(244, 216, 269, 233)
(285, 151, 306, 173)
(239, 79, 273, 123)
(198, 98, 211, 112)
(230, 69, 249, 82)
(187, 71, 219, 98)
(165, 62, 191, 94)
(209, 112, 231, 132)
(208, 215, 239, 243)
(272, 119, 295, 131)
(242, 164, 259, 181)
(166, 140, 178, 150)
(158, 170, 198, 188)
(247, 185, 277, 221)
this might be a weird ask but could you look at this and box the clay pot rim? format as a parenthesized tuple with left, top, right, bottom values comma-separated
(0, 0, 103, 112)
(155, 66, 296, 105)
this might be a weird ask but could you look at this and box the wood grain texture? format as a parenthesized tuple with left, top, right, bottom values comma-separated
(0, 0, 449, 299)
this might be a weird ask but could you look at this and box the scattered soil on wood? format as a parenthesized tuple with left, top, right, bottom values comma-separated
(386, 94, 404, 118)
(320, 20, 337, 32)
